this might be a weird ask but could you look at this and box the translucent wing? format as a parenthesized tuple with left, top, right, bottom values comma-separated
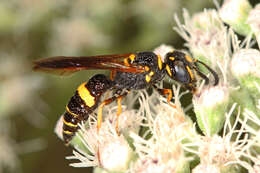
(33, 53, 143, 76)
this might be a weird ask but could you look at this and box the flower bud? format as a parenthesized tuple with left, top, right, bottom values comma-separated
(247, 4, 260, 49)
(54, 115, 63, 141)
(193, 86, 230, 136)
(98, 135, 133, 172)
(219, 0, 252, 36)
(231, 49, 260, 104)
(174, 9, 228, 68)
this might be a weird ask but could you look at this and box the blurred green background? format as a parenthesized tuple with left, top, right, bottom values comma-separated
(0, 0, 258, 173)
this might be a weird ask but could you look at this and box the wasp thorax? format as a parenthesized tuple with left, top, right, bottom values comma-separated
(134, 52, 158, 70)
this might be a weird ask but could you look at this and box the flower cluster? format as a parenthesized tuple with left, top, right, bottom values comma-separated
(55, 0, 260, 172)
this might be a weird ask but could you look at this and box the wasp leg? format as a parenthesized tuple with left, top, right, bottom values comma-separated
(116, 96, 123, 134)
(110, 70, 116, 81)
(115, 91, 129, 135)
(97, 98, 115, 134)
(193, 66, 209, 85)
(185, 83, 197, 94)
(97, 90, 128, 134)
(153, 85, 176, 108)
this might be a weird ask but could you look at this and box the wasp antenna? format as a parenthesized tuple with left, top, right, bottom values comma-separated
(195, 60, 219, 86)
(193, 66, 209, 85)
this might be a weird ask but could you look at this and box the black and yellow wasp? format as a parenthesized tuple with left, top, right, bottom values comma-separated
(33, 50, 218, 144)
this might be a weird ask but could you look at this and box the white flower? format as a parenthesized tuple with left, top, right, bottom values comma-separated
(193, 85, 229, 109)
(54, 115, 63, 141)
(66, 109, 135, 171)
(98, 133, 133, 171)
(219, 0, 251, 23)
(105, 105, 144, 135)
(174, 9, 229, 68)
(185, 104, 255, 172)
(129, 86, 194, 173)
(247, 4, 260, 49)
(231, 48, 260, 78)
(219, 0, 252, 36)
(193, 85, 230, 135)
(153, 44, 174, 62)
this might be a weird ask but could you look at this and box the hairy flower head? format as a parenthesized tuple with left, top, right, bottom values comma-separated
(193, 85, 230, 135)
(184, 104, 256, 172)
(128, 86, 194, 173)
(231, 48, 260, 78)
(65, 111, 135, 172)
(247, 4, 260, 49)
(219, 0, 252, 36)
(174, 9, 229, 68)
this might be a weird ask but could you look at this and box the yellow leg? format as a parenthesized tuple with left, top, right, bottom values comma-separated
(97, 98, 113, 134)
(97, 102, 105, 134)
(116, 96, 123, 135)
(96, 91, 128, 134)
(164, 89, 176, 109)
(154, 86, 176, 108)
(110, 70, 116, 80)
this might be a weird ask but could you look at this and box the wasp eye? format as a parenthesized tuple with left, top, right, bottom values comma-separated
(173, 62, 190, 84)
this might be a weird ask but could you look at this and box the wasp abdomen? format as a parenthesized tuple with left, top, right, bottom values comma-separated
(62, 74, 112, 144)
(62, 111, 78, 144)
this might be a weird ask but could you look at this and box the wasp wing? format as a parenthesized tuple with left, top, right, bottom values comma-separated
(33, 54, 143, 76)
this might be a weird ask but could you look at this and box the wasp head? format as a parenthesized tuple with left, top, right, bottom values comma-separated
(164, 51, 219, 92)
(164, 51, 196, 87)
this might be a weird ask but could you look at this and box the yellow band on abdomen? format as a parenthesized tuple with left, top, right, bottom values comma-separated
(63, 117, 77, 128)
(77, 82, 95, 107)
(63, 130, 73, 135)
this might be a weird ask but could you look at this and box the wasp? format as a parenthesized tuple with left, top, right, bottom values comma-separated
(33, 50, 219, 144)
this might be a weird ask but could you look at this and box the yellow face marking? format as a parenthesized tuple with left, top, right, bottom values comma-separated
(145, 75, 151, 83)
(185, 55, 193, 63)
(157, 55, 163, 70)
(63, 130, 73, 135)
(66, 106, 78, 118)
(144, 66, 150, 72)
(169, 57, 175, 61)
(129, 54, 136, 61)
(166, 65, 172, 77)
(186, 66, 194, 80)
(63, 117, 77, 128)
(124, 58, 130, 66)
(149, 71, 154, 76)
(77, 82, 95, 107)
